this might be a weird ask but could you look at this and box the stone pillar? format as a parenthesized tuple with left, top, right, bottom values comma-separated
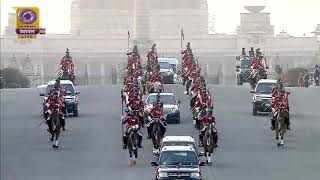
(86, 63, 90, 85)
(133, 0, 152, 54)
(70, 0, 81, 36)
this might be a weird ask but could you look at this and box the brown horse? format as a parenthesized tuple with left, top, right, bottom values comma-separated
(203, 122, 216, 164)
(151, 118, 163, 150)
(127, 126, 139, 166)
(50, 107, 61, 149)
(275, 107, 288, 148)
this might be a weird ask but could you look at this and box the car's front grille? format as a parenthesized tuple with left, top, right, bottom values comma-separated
(168, 172, 191, 177)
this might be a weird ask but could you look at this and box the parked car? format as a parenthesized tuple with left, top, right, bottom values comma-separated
(40, 80, 80, 117)
(250, 79, 276, 116)
(151, 146, 205, 180)
(144, 93, 180, 124)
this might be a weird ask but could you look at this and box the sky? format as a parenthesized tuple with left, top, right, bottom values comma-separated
(1, 0, 319, 37)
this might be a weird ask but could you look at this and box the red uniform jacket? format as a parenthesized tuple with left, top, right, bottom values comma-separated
(149, 105, 164, 119)
(133, 69, 144, 78)
(122, 116, 140, 126)
(200, 115, 216, 126)
(128, 98, 144, 113)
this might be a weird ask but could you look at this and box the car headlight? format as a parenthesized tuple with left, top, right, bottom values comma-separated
(157, 171, 168, 178)
(255, 96, 262, 101)
(65, 97, 76, 103)
(171, 108, 180, 114)
(190, 172, 201, 179)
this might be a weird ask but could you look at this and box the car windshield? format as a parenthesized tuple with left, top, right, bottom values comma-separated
(255, 83, 275, 94)
(46, 84, 74, 95)
(241, 60, 251, 68)
(147, 95, 176, 105)
(159, 151, 198, 166)
(162, 142, 197, 152)
(158, 62, 171, 69)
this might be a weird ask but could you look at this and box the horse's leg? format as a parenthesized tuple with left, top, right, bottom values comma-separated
(208, 152, 212, 164)
(276, 130, 281, 147)
(55, 126, 60, 148)
(280, 128, 285, 147)
(133, 148, 137, 165)
(50, 132, 54, 142)
(205, 151, 209, 163)
(128, 146, 133, 166)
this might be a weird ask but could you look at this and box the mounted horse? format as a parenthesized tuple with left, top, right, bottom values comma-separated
(250, 68, 267, 89)
(127, 125, 140, 166)
(151, 118, 164, 150)
(49, 103, 62, 149)
(202, 121, 217, 164)
(274, 105, 289, 147)
(149, 81, 163, 94)
(195, 107, 206, 130)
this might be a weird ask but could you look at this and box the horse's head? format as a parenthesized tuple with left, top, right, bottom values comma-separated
(154, 118, 160, 123)
(131, 125, 139, 133)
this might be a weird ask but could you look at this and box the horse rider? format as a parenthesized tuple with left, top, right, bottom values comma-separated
(60, 48, 75, 77)
(44, 91, 65, 134)
(199, 109, 218, 147)
(249, 56, 264, 80)
(149, 72, 164, 92)
(241, 48, 246, 56)
(191, 77, 201, 96)
(123, 70, 133, 88)
(122, 109, 143, 149)
(146, 101, 166, 139)
(270, 80, 290, 130)
(147, 44, 158, 62)
(127, 91, 144, 126)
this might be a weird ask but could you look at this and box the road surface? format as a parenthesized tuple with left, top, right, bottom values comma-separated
(1, 85, 320, 180)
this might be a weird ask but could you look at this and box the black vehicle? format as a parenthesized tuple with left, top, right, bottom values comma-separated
(236, 56, 252, 85)
(158, 61, 175, 84)
(40, 80, 80, 117)
(250, 79, 277, 116)
(144, 93, 180, 124)
(151, 146, 205, 180)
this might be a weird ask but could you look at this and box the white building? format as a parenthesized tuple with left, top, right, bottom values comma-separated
(1, 1, 319, 85)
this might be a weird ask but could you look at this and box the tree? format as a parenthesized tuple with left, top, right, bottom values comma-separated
(282, 67, 308, 87)
(0, 68, 30, 88)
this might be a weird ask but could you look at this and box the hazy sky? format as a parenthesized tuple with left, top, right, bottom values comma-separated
(1, 0, 319, 37)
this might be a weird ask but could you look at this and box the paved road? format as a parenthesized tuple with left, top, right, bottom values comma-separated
(1, 85, 320, 180)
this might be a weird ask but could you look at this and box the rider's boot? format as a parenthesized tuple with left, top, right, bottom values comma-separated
(122, 136, 128, 149)
(140, 116, 145, 128)
(271, 118, 275, 130)
(196, 120, 200, 130)
(161, 126, 166, 137)
(214, 133, 218, 147)
(286, 118, 291, 130)
(138, 134, 143, 148)
(147, 127, 152, 139)
(199, 134, 203, 147)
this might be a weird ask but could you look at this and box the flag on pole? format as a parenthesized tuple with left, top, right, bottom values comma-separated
(128, 30, 130, 39)
(181, 29, 184, 40)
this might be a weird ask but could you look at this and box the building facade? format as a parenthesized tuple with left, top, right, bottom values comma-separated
(1, 1, 319, 85)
